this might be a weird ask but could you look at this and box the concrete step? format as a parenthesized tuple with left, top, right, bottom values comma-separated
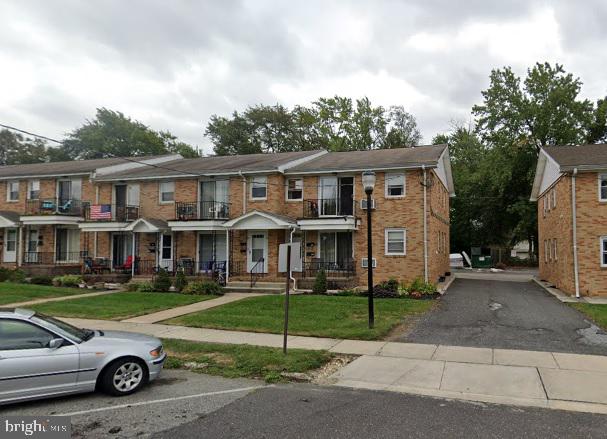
(227, 281, 286, 289)
(224, 285, 284, 294)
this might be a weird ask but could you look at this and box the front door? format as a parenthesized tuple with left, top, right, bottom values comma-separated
(159, 233, 173, 272)
(3, 228, 17, 263)
(25, 229, 38, 263)
(199, 232, 227, 272)
(112, 233, 132, 268)
(247, 231, 267, 273)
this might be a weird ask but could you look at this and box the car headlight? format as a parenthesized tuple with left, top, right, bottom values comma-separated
(149, 346, 163, 358)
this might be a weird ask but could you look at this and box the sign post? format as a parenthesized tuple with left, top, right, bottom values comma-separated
(283, 245, 291, 355)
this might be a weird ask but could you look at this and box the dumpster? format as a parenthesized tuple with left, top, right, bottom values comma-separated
(471, 246, 493, 268)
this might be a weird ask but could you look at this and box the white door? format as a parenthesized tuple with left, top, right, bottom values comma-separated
(3, 228, 17, 263)
(247, 231, 267, 273)
(159, 233, 173, 272)
(26, 229, 39, 263)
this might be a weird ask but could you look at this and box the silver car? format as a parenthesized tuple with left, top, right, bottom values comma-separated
(0, 308, 166, 405)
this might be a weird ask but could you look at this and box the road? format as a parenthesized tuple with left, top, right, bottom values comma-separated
(400, 278, 607, 355)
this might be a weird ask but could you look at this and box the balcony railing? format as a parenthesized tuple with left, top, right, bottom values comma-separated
(23, 251, 83, 265)
(297, 259, 356, 278)
(175, 201, 231, 221)
(303, 198, 355, 218)
(25, 198, 88, 216)
(83, 204, 140, 222)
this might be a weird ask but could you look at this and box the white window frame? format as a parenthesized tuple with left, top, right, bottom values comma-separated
(250, 176, 267, 200)
(159, 181, 175, 204)
(553, 238, 557, 261)
(599, 174, 607, 202)
(543, 197, 547, 217)
(286, 178, 303, 201)
(385, 228, 406, 256)
(27, 180, 40, 200)
(385, 172, 406, 198)
(601, 236, 607, 268)
(544, 240, 548, 263)
(361, 257, 377, 268)
(6, 181, 19, 202)
(552, 188, 557, 209)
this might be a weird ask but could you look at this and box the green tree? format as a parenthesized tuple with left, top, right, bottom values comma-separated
(384, 106, 422, 148)
(0, 129, 48, 165)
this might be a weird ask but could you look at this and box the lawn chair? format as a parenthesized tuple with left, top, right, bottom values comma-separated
(114, 255, 133, 273)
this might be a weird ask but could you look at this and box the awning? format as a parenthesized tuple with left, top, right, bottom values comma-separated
(124, 218, 169, 233)
(0, 211, 20, 227)
(20, 215, 81, 226)
(297, 217, 358, 231)
(79, 221, 130, 232)
(222, 210, 296, 230)
(168, 220, 227, 232)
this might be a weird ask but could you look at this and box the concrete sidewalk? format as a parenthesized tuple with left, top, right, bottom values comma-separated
(4, 289, 121, 308)
(60, 317, 607, 414)
(121, 292, 266, 323)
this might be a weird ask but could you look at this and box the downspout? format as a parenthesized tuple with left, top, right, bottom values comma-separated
(239, 170, 247, 214)
(289, 227, 297, 290)
(422, 166, 428, 283)
(572, 168, 580, 298)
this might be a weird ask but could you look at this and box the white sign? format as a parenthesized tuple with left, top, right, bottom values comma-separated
(278, 242, 302, 272)
(511, 249, 517, 257)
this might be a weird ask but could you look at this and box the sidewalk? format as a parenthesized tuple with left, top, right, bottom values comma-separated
(121, 292, 267, 323)
(61, 317, 607, 414)
(4, 289, 121, 308)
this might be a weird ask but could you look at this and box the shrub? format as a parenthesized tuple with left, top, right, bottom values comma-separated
(8, 269, 26, 283)
(0, 267, 11, 282)
(174, 270, 188, 293)
(125, 281, 140, 292)
(52, 274, 83, 287)
(30, 275, 54, 286)
(334, 288, 361, 297)
(494, 262, 507, 270)
(153, 269, 172, 292)
(137, 281, 155, 292)
(312, 269, 327, 294)
(372, 284, 399, 298)
(407, 277, 437, 296)
(383, 278, 400, 293)
(182, 280, 224, 296)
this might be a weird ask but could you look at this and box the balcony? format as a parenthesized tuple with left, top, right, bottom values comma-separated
(83, 204, 140, 222)
(25, 198, 88, 217)
(302, 198, 355, 218)
(175, 201, 231, 221)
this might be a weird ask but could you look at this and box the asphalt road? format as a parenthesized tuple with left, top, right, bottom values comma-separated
(1, 369, 262, 438)
(400, 278, 607, 355)
(153, 385, 607, 439)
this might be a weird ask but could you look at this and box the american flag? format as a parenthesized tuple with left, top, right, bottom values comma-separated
(90, 204, 112, 220)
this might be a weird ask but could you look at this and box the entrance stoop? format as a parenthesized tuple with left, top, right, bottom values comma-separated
(225, 281, 285, 294)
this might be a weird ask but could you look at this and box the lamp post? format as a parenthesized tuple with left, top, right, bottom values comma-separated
(362, 170, 376, 329)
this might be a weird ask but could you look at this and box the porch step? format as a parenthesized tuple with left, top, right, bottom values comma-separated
(225, 281, 285, 294)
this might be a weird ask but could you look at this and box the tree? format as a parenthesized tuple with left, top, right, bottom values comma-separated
(0, 129, 48, 165)
(62, 108, 199, 160)
(384, 106, 422, 148)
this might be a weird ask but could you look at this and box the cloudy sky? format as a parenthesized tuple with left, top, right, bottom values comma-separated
(1, 1, 606, 154)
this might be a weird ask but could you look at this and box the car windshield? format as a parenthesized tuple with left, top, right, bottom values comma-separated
(31, 313, 92, 343)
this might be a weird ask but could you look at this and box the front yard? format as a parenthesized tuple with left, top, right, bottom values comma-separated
(0, 282, 85, 305)
(165, 295, 434, 340)
(163, 338, 332, 383)
(570, 303, 607, 331)
(30, 292, 214, 320)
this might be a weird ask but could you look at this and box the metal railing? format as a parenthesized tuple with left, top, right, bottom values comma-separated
(83, 204, 139, 222)
(250, 258, 265, 287)
(303, 198, 355, 218)
(298, 259, 356, 278)
(175, 201, 231, 221)
(25, 198, 88, 216)
(23, 251, 83, 265)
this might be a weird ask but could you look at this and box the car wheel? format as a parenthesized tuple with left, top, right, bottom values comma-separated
(100, 358, 148, 396)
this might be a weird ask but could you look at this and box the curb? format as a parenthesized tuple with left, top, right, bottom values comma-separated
(531, 277, 582, 303)
(438, 275, 455, 295)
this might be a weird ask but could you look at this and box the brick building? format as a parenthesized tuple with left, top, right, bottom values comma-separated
(0, 145, 454, 288)
(531, 144, 607, 297)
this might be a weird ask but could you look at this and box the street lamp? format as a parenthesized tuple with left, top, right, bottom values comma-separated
(362, 170, 376, 329)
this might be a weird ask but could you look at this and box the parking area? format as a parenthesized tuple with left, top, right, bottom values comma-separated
(1, 369, 264, 438)
(399, 277, 607, 355)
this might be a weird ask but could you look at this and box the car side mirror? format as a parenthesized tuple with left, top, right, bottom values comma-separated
(48, 338, 64, 349)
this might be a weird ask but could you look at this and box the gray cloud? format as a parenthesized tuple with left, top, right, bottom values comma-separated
(0, 0, 605, 152)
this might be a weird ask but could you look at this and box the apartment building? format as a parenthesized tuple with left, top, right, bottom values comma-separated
(531, 143, 607, 297)
(0, 145, 454, 288)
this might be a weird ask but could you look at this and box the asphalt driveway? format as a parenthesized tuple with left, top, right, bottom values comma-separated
(399, 278, 607, 355)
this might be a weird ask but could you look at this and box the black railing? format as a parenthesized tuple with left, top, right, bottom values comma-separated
(229, 260, 245, 276)
(303, 198, 355, 218)
(175, 201, 231, 221)
(23, 251, 83, 265)
(25, 198, 88, 216)
(250, 258, 265, 287)
(298, 260, 356, 278)
(83, 204, 139, 222)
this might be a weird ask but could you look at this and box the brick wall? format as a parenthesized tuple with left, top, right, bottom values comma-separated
(427, 169, 451, 283)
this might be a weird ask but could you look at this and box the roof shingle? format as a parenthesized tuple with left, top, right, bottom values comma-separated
(543, 144, 607, 170)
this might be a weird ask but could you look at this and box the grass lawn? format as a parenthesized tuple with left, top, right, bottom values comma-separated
(30, 292, 214, 320)
(162, 338, 332, 383)
(570, 303, 607, 330)
(0, 282, 85, 305)
(165, 295, 434, 340)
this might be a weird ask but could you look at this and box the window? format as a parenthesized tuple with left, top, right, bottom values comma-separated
(544, 240, 548, 263)
(27, 180, 40, 200)
(361, 257, 377, 268)
(286, 178, 303, 201)
(601, 237, 607, 267)
(552, 188, 557, 209)
(6, 181, 19, 201)
(600, 175, 607, 201)
(385, 173, 405, 197)
(543, 197, 547, 216)
(553, 238, 558, 261)
(0, 320, 54, 350)
(159, 181, 175, 203)
(385, 228, 406, 255)
(250, 176, 267, 200)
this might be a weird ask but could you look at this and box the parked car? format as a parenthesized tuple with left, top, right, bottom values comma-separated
(0, 308, 166, 405)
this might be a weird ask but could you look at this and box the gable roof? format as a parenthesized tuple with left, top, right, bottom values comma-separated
(543, 143, 607, 171)
(95, 150, 327, 181)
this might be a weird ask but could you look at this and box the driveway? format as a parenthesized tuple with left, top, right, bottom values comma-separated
(399, 278, 607, 355)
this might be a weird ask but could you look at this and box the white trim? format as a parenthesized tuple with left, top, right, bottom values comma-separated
(79, 222, 129, 232)
(385, 228, 406, 255)
(297, 218, 357, 231)
(168, 220, 227, 231)
(27, 179, 40, 200)
(6, 180, 19, 202)
(284, 164, 437, 175)
(0, 213, 19, 228)
(124, 218, 168, 233)
(361, 257, 377, 268)
(384, 172, 406, 198)
(285, 177, 303, 201)
(158, 181, 175, 204)
(601, 236, 607, 268)
(223, 210, 295, 230)
(247, 230, 268, 273)
(598, 174, 607, 202)
(249, 176, 268, 200)
(3, 227, 17, 263)
(20, 215, 82, 226)
(0, 172, 89, 181)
